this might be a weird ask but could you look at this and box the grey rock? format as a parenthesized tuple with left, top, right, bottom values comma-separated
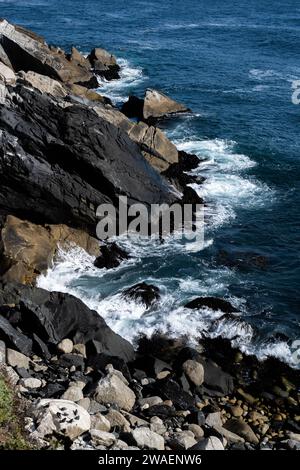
(94, 374, 135, 412)
(132, 427, 165, 450)
(20, 377, 42, 389)
(182, 359, 204, 387)
(90, 413, 111, 432)
(90, 429, 116, 447)
(0, 340, 6, 363)
(7, 349, 30, 369)
(191, 436, 225, 451)
(61, 386, 84, 402)
(169, 431, 197, 450)
(223, 418, 259, 445)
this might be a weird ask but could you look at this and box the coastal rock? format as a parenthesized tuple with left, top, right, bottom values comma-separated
(0, 283, 135, 362)
(90, 429, 116, 447)
(169, 431, 197, 450)
(33, 399, 91, 441)
(182, 359, 204, 387)
(0, 340, 6, 363)
(199, 358, 234, 396)
(139, 396, 163, 408)
(6, 348, 30, 369)
(20, 377, 42, 389)
(57, 339, 74, 355)
(0, 215, 100, 284)
(143, 89, 190, 121)
(17, 70, 67, 97)
(0, 19, 97, 87)
(188, 424, 204, 440)
(68, 83, 110, 104)
(0, 315, 32, 356)
(132, 427, 165, 450)
(0, 61, 16, 84)
(94, 374, 136, 412)
(0, 85, 176, 233)
(191, 436, 225, 451)
(223, 418, 259, 445)
(88, 47, 120, 80)
(90, 413, 111, 432)
(61, 386, 84, 402)
(105, 409, 130, 432)
(122, 283, 160, 308)
(150, 416, 166, 435)
(122, 89, 189, 122)
(94, 243, 129, 269)
(185, 297, 238, 313)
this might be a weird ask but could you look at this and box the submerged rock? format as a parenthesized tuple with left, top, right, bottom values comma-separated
(94, 243, 129, 269)
(122, 282, 160, 308)
(185, 297, 238, 313)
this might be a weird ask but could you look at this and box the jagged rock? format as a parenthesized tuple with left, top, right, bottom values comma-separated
(57, 339, 74, 354)
(0, 85, 176, 234)
(223, 418, 259, 445)
(0, 284, 135, 362)
(132, 427, 165, 450)
(0, 61, 15, 84)
(90, 429, 116, 447)
(94, 374, 136, 412)
(88, 47, 120, 80)
(182, 359, 204, 387)
(143, 89, 189, 120)
(191, 436, 224, 451)
(122, 283, 160, 308)
(169, 431, 197, 450)
(17, 70, 67, 97)
(90, 413, 111, 432)
(122, 89, 189, 122)
(122, 411, 149, 428)
(128, 122, 178, 172)
(0, 315, 32, 355)
(0, 20, 97, 87)
(199, 358, 234, 397)
(4, 365, 20, 386)
(72, 344, 86, 357)
(0, 215, 100, 284)
(205, 412, 223, 429)
(146, 378, 196, 410)
(33, 399, 91, 441)
(185, 297, 238, 313)
(6, 348, 30, 369)
(94, 243, 129, 269)
(68, 83, 109, 104)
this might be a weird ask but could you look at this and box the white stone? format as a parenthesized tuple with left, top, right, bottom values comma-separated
(20, 377, 42, 389)
(57, 338, 73, 354)
(94, 374, 135, 412)
(150, 416, 166, 435)
(33, 399, 91, 441)
(171, 431, 197, 449)
(132, 427, 165, 450)
(91, 413, 111, 432)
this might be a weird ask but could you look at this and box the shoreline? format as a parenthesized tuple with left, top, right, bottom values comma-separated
(0, 19, 299, 451)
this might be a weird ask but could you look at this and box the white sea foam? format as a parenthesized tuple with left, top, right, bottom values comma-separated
(97, 58, 145, 104)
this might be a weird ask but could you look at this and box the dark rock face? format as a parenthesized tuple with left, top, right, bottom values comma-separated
(88, 47, 120, 80)
(185, 297, 238, 314)
(94, 243, 129, 269)
(145, 378, 196, 411)
(0, 85, 176, 234)
(122, 282, 160, 307)
(121, 96, 144, 120)
(198, 357, 234, 397)
(0, 283, 135, 362)
(0, 314, 32, 356)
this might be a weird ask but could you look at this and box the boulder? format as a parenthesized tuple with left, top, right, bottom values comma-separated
(188, 424, 204, 440)
(132, 427, 165, 450)
(94, 374, 136, 412)
(17, 70, 66, 97)
(90, 413, 111, 432)
(94, 243, 129, 269)
(143, 89, 190, 121)
(223, 418, 259, 445)
(169, 431, 197, 450)
(61, 386, 84, 402)
(182, 359, 204, 387)
(150, 417, 166, 435)
(0, 215, 100, 284)
(105, 409, 131, 432)
(0, 61, 15, 84)
(0, 283, 135, 362)
(57, 339, 74, 355)
(146, 378, 196, 410)
(185, 297, 238, 313)
(199, 358, 234, 397)
(88, 47, 120, 80)
(33, 399, 91, 441)
(90, 429, 116, 447)
(0, 85, 175, 234)
(0, 20, 97, 88)
(0, 315, 32, 356)
(122, 89, 190, 122)
(20, 377, 42, 389)
(191, 436, 224, 451)
(6, 348, 30, 369)
(122, 282, 160, 308)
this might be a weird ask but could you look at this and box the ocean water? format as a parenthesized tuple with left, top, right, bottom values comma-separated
(2, 0, 300, 365)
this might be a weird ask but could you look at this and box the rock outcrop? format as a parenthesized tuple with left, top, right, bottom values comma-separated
(88, 47, 120, 80)
(122, 88, 190, 123)
(0, 215, 100, 284)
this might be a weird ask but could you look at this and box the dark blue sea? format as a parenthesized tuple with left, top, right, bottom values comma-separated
(2, 0, 300, 365)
